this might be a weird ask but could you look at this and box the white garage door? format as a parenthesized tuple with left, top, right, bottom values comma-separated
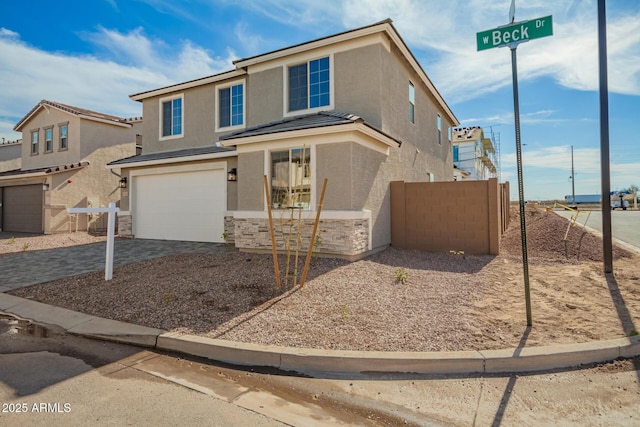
(134, 169, 226, 243)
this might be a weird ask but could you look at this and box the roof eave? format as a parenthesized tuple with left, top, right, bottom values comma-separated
(220, 122, 401, 153)
(106, 149, 237, 169)
(129, 69, 247, 101)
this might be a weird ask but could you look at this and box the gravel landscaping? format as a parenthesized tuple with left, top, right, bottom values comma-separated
(5, 208, 640, 352)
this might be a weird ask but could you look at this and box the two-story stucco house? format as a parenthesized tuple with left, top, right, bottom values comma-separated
(108, 19, 459, 258)
(452, 126, 497, 181)
(0, 100, 140, 233)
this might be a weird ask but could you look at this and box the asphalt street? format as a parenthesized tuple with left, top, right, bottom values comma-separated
(554, 210, 640, 251)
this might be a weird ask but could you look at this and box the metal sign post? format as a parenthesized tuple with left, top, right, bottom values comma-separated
(68, 202, 119, 281)
(477, 7, 553, 327)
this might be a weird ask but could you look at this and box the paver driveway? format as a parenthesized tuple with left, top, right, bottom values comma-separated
(0, 238, 234, 292)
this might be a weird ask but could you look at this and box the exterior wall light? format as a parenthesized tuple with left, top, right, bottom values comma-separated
(119, 177, 128, 188)
(227, 168, 237, 182)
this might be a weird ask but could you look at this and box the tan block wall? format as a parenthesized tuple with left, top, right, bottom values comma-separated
(391, 179, 509, 255)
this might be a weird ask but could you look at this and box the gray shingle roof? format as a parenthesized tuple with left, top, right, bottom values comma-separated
(0, 162, 89, 178)
(14, 100, 134, 132)
(107, 145, 235, 166)
(219, 111, 401, 146)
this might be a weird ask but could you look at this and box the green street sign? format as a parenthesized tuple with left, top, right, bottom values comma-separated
(477, 15, 553, 51)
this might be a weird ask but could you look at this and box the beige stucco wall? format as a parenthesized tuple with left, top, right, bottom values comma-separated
(237, 151, 265, 211)
(379, 43, 454, 182)
(0, 142, 21, 172)
(19, 107, 139, 172)
(334, 44, 384, 129)
(139, 76, 246, 154)
(246, 67, 283, 127)
(44, 142, 137, 233)
(21, 108, 81, 170)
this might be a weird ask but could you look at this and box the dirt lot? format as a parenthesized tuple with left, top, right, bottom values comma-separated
(5, 208, 640, 352)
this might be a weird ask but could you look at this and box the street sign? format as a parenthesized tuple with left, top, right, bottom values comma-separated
(477, 15, 553, 51)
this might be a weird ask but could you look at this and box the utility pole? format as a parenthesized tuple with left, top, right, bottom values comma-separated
(598, 0, 613, 273)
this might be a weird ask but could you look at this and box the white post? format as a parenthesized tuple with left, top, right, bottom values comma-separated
(67, 203, 119, 281)
(105, 202, 116, 280)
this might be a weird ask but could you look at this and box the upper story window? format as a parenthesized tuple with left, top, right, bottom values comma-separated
(31, 130, 39, 155)
(271, 147, 311, 209)
(59, 124, 68, 150)
(437, 114, 442, 145)
(287, 56, 331, 114)
(216, 81, 245, 131)
(160, 95, 183, 139)
(44, 127, 53, 152)
(453, 145, 459, 162)
(409, 82, 415, 124)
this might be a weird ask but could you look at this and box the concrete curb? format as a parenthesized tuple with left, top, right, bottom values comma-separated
(3, 293, 640, 376)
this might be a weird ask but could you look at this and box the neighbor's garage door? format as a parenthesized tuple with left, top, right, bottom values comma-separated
(134, 169, 226, 242)
(2, 185, 44, 233)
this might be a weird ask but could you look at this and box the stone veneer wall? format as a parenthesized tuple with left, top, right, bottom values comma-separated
(224, 216, 235, 244)
(118, 214, 132, 237)
(233, 217, 369, 256)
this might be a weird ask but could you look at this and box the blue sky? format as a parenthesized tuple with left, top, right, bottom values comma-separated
(1, 0, 639, 200)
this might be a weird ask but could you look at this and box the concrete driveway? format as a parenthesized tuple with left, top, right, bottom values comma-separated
(0, 238, 235, 292)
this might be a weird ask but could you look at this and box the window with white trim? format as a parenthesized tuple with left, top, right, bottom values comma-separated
(270, 147, 311, 209)
(216, 81, 245, 130)
(409, 82, 415, 124)
(287, 56, 330, 113)
(31, 130, 39, 155)
(160, 95, 183, 138)
(59, 123, 68, 150)
(44, 127, 53, 152)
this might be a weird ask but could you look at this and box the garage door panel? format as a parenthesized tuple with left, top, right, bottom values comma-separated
(133, 169, 225, 243)
(2, 185, 43, 233)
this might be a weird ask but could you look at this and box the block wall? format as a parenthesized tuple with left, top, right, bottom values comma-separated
(391, 179, 509, 255)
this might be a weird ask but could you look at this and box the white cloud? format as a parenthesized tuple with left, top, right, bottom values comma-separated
(460, 110, 569, 127)
(81, 27, 235, 82)
(502, 145, 600, 171)
(0, 28, 235, 140)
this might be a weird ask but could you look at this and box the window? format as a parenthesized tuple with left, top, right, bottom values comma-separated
(44, 128, 53, 152)
(31, 130, 39, 155)
(453, 145, 459, 162)
(409, 82, 415, 124)
(161, 95, 183, 138)
(59, 124, 68, 150)
(218, 83, 244, 129)
(288, 56, 330, 112)
(437, 114, 442, 145)
(448, 127, 452, 143)
(271, 147, 311, 209)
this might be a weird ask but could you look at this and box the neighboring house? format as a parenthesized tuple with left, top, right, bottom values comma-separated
(452, 126, 497, 181)
(0, 139, 22, 173)
(453, 165, 471, 181)
(0, 100, 140, 234)
(108, 19, 459, 258)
